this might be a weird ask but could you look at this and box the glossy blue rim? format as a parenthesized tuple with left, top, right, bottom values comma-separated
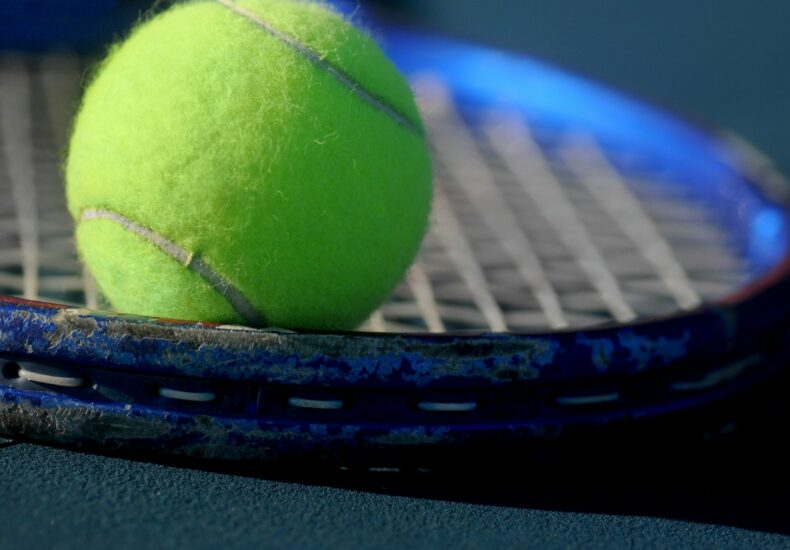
(383, 29, 790, 278)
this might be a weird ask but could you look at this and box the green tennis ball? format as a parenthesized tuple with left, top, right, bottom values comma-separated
(66, 0, 432, 330)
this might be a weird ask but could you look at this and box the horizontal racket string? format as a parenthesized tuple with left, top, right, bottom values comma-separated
(0, 53, 751, 333)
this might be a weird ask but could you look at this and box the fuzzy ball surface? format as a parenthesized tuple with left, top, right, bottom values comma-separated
(66, 0, 432, 330)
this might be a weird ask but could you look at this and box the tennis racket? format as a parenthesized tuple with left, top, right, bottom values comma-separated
(1, 16, 790, 471)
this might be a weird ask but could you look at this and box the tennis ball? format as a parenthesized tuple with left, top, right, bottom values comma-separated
(66, 0, 432, 330)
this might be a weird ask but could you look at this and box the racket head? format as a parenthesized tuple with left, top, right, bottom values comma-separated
(1, 22, 790, 467)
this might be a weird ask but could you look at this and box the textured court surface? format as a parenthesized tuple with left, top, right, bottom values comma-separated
(2, 442, 790, 549)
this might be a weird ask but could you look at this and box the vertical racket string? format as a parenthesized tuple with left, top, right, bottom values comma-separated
(406, 262, 445, 332)
(365, 310, 388, 332)
(0, 55, 39, 300)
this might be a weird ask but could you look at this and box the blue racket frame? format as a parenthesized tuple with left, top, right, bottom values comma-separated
(2, 27, 790, 465)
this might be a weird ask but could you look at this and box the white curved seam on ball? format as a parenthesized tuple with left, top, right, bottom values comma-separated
(215, 0, 423, 136)
(79, 208, 266, 326)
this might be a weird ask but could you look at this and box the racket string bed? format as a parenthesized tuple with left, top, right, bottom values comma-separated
(0, 54, 752, 335)
(0, 53, 95, 307)
(0, 55, 38, 301)
(368, 75, 750, 332)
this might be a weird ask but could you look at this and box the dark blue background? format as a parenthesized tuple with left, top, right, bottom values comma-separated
(386, 0, 790, 174)
(3, 0, 788, 170)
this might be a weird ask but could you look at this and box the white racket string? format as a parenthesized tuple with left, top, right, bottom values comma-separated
(416, 76, 570, 330)
(561, 135, 702, 310)
(484, 114, 637, 324)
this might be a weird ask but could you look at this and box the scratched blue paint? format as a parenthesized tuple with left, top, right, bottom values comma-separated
(1, 346, 784, 463)
(0, 297, 788, 388)
(576, 335, 616, 373)
(618, 330, 691, 370)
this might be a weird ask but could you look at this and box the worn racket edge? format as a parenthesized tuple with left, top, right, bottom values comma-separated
(1, 28, 790, 469)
